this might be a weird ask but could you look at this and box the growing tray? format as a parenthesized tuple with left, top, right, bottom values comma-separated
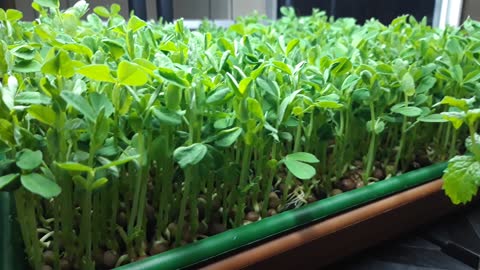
(0, 162, 463, 270)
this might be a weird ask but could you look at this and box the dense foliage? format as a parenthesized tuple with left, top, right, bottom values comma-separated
(0, 1, 479, 269)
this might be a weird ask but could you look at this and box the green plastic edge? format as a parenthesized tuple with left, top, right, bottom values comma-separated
(117, 162, 447, 270)
(0, 192, 27, 270)
(0, 162, 447, 270)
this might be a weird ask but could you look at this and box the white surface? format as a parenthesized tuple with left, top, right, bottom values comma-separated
(180, 19, 235, 29)
(434, 0, 464, 28)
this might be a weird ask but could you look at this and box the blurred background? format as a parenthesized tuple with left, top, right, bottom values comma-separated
(1, 0, 478, 28)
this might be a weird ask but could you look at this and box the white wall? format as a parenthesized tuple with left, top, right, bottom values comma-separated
(13, 0, 276, 21)
(174, 0, 276, 20)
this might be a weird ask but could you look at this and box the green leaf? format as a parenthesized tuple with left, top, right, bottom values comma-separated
(175, 18, 185, 35)
(437, 96, 469, 111)
(441, 111, 465, 129)
(56, 162, 93, 173)
(465, 133, 480, 157)
(219, 50, 231, 71)
(226, 73, 240, 95)
(11, 45, 35, 60)
(13, 60, 42, 73)
(330, 57, 352, 76)
(89, 92, 114, 118)
(316, 100, 343, 109)
(450, 64, 463, 83)
(443, 155, 480, 204)
(15, 92, 51, 105)
(2, 75, 17, 110)
(214, 118, 235, 129)
(117, 61, 149, 86)
(464, 70, 480, 83)
(0, 119, 14, 145)
(93, 6, 110, 17)
(416, 77, 436, 94)
(418, 114, 448, 123)
(367, 119, 385, 134)
(286, 39, 299, 55)
(72, 175, 88, 189)
(41, 50, 77, 78)
(277, 89, 302, 127)
(0, 173, 19, 190)
(341, 74, 360, 90)
(27, 105, 56, 126)
(284, 159, 316, 180)
(6, 9, 23, 22)
(286, 152, 319, 163)
(77, 64, 116, 83)
(16, 149, 43, 170)
(21, 173, 61, 199)
(61, 92, 96, 122)
(272, 61, 292, 75)
(283, 152, 319, 180)
(110, 3, 121, 14)
(246, 97, 264, 121)
(229, 23, 245, 35)
(165, 84, 182, 110)
(173, 143, 208, 168)
(400, 72, 415, 96)
(446, 38, 462, 55)
(156, 67, 190, 88)
(214, 127, 243, 147)
(206, 88, 232, 105)
(376, 63, 394, 74)
(91, 177, 109, 190)
(391, 106, 423, 117)
(92, 110, 110, 146)
(104, 39, 126, 60)
(238, 77, 253, 96)
(132, 58, 156, 74)
(352, 88, 371, 103)
(466, 109, 480, 127)
(62, 43, 93, 58)
(436, 67, 452, 81)
(96, 155, 140, 171)
(414, 94, 429, 106)
(33, 0, 59, 9)
(316, 94, 343, 109)
(152, 108, 183, 126)
(257, 77, 279, 100)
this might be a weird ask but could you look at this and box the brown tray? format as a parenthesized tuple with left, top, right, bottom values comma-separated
(202, 179, 458, 269)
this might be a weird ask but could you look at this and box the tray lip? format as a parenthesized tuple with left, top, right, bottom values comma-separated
(201, 179, 452, 270)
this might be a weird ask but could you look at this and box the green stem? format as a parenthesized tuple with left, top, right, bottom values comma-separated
(336, 110, 346, 178)
(261, 143, 277, 216)
(189, 166, 200, 237)
(252, 142, 265, 204)
(205, 170, 215, 224)
(222, 164, 233, 225)
(81, 186, 93, 270)
(15, 190, 42, 270)
(53, 204, 60, 270)
(234, 143, 253, 227)
(111, 176, 119, 237)
(394, 94, 409, 172)
(394, 119, 407, 172)
(175, 168, 192, 246)
(443, 123, 452, 157)
(449, 128, 458, 158)
(364, 104, 377, 183)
